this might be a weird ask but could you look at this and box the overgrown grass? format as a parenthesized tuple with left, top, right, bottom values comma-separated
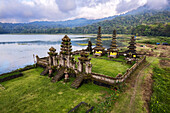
(150, 67, 170, 113)
(91, 58, 130, 77)
(136, 36, 170, 45)
(73, 55, 131, 77)
(93, 84, 125, 113)
(0, 67, 113, 113)
(99, 54, 127, 62)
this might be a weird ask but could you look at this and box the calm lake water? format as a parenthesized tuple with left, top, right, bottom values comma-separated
(0, 34, 125, 74)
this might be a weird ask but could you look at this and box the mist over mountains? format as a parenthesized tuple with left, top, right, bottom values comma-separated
(0, 3, 169, 34)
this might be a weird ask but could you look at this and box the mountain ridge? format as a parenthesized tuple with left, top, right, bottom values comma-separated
(0, 3, 170, 34)
(0, 3, 169, 28)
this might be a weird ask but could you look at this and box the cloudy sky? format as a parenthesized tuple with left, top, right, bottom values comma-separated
(0, 0, 169, 23)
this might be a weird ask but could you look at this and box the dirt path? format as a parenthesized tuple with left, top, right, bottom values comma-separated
(129, 58, 155, 113)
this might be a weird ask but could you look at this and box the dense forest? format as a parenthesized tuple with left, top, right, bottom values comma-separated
(0, 11, 170, 36)
(131, 23, 170, 36)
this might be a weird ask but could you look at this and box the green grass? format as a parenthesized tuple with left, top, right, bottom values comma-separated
(0, 71, 20, 79)
(136, 36, 170, 44)
(110, 61, 148, 113)
(74, 55, 131, 77)
(0, 67, 113, 113)
(109, 57, 160, 113)
(150, 67, 170, 113)
(99, 54, 127, 62)
(91, 58, 130, 77)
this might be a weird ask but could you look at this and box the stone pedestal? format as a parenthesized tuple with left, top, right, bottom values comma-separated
(78, 62, 83, 72)
(88, 64, 92, 74)
(49, 69, 52, 77)
(72, 63, 76, 70)
(66, 55, 71, 68)
(52, 56, 56, 66)
(49, 56, 52, 66)
(36, 55, 40, 64)
(85, 61, 92, 74)
(59, 54, 65, 66)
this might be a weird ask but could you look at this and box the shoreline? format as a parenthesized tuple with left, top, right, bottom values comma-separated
(0, 64, 36, 76)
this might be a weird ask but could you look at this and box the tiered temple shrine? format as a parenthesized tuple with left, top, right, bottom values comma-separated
(48, 47, 58, 66)
(59, 35, 73, 67)
(86, 40, 93, 54)
(93, 26, 105, 56)
(107, 30, 119, 58)
(78, 52, 92, 74)
(127, 36, 137, 58)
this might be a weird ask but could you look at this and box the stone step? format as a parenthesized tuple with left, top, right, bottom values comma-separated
(51, 68, 65, 83)
(71, 75, 84, 89)
(40, 67, 49, 75)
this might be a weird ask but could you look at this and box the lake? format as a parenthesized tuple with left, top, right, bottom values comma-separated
(0, 34, 125, 74)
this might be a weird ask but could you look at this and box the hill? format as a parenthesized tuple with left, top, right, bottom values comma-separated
(0, 10, 170, 36)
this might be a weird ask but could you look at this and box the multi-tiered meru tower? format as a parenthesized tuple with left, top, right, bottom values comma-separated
(93, 26, 105, 56)
(59, 35, 73, 67)
(107, 30, 119, 58)
(127, 36, 136, 58)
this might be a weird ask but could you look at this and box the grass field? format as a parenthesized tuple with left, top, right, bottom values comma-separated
(150, 66, 170, 113)
(0, 67, 113, 113)
(73, 55, 132, 77)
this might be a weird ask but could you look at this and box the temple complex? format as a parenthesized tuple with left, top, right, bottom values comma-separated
(36, 27, 144, 89)
(93, 26, 105, 56)
(107, 30, 119, 58)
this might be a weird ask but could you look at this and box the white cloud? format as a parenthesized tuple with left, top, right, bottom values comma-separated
(0, 0, 73, 23)
(0, 0, 169, 23)
(147, 0, 168, 9)
(75, 0, 120, 19)
(55, 0, 77, 12)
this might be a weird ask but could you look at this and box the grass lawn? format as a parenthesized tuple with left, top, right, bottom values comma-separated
(0, 67, 113, 113)
(74, 55, 132, 77)
(136, 36, 170, 45)
(150, 66, 170, 113)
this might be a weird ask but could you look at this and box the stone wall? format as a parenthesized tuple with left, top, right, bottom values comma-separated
(36, 55, 48, 67)
(0, 73, 23, 83)
(72, 49, 86, 55)
(91, 56, 146, 85)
